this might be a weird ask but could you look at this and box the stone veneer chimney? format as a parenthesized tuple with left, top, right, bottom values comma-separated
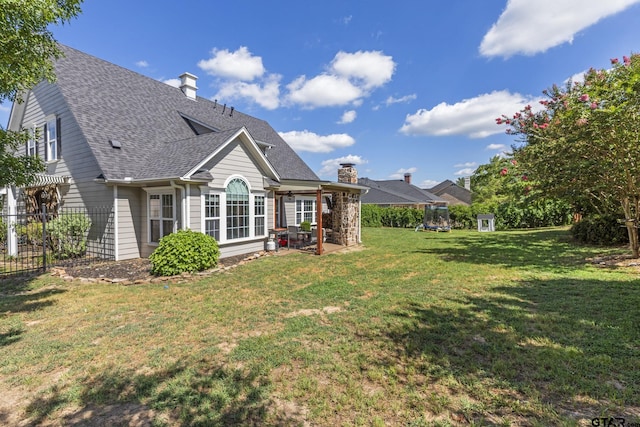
(332, 163, 360, 246)
(404, 173, 411, 184)
(179, 72, 198, 100)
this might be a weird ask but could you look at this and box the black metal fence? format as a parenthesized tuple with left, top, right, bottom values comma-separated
(0, 206, 114, 277)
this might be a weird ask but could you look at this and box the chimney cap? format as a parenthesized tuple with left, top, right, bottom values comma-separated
(340, 162, 355, 168)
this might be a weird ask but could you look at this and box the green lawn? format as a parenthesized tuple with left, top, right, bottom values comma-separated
(1, 227, 639, 426)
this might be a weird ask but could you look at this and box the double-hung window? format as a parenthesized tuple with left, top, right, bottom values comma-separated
(226, 178, 250, 240)
(44, 117, 59, 162)
(26, 126, 37, 156)
(295, 198, 316, 225)
(254, 195, 265, 236)
(204, 193, 220, 241)
(149, 193, 174, 243)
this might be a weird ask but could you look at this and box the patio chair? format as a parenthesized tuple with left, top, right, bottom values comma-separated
(287, 225, 303, 249)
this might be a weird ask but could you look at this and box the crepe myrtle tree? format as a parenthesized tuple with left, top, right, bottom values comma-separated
(0, 0, 83, 187)
(497, 53, 640, 257)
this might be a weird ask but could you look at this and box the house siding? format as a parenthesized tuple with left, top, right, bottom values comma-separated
(19, 82, 111, 210)
(116, 186, 142, 260)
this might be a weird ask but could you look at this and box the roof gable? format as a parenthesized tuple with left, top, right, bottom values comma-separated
(358, 177, 445, 205)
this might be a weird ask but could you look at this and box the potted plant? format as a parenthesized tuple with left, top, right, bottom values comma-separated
(300, 221, 312, 232)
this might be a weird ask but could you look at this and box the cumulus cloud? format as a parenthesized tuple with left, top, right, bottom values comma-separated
(279, 130, 356, 153)
(454, 168, 476, 176)
(198, 46, 265, 81)
(318, 154, 367, 177)
(338, 110, 357, 124)
(331, 51, 395, 89)
(286, 50, 395, 108)
(486, 143, 507, 151)
(215, 74, 281, 110)
(136, 60, 149, 68)
(480, 0, 640, 58)
(163, 78, 182, 88)
(400, 90, 542, 139)
(389, 167, 417, 180)
(287, 75, 363, 108)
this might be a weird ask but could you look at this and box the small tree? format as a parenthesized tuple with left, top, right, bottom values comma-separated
(498, 53, 640, 256)
(0, 0, 83, 187)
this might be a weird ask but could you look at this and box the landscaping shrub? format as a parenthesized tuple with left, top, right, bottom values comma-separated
(0, 218, 6, 244)
(47, 213, 92, 258)
(361, 204, 382, 227)
(448, 205, 474, 229)
(21, 222, 44, 246)
(150, 229, 219, 276)
(571, 214, 629, 246)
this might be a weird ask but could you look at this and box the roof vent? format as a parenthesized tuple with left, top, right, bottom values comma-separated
(179, 72, 198, 100)
(109, 139, 122, 149)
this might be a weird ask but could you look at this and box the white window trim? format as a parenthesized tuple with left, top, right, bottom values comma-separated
(27, 125, 37, 156)
(201, 191, 221, 241)
(143, 187, 176, 245)
(44, 115, 58, 163)
(295, 196, 317, 226)
(254, 193, 267, 238)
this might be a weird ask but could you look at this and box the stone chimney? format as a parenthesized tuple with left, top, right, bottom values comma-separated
(179, 72, 198, 100)
(338, 163, 357, 184)
(332, 163, 360, 247)
(464, 176, 471, 191)
(404, 173, 411, 184)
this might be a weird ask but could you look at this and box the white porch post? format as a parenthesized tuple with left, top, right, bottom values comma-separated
(7, 186, 18, 257)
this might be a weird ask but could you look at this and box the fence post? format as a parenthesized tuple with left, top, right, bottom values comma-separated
(41, 203, 47, 272)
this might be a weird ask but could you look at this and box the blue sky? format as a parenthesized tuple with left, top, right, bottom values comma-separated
(2, 0, 640, 187)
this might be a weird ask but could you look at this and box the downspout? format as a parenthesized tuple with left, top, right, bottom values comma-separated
(185, 183, 191, 229)
(113, 185, 119, 260)
(170, 180, 186, 231)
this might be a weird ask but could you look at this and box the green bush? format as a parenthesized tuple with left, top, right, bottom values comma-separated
(300, 221, 311, 232)
(149, 229, 219, 276)
(47, 213, 92, 258)
(361, 204, 382, 227)
(21, 222, 44, 246)
(571, 215, 628, 246)
(448, 205, 474, 229)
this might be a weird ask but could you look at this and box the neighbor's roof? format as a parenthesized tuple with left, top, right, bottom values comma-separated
(49, 45, 320, 182)
(428, 179, 472, 204)
(358, 177, 445, 205)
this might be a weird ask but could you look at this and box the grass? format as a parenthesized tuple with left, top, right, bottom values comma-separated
(1, 227, 639, 426)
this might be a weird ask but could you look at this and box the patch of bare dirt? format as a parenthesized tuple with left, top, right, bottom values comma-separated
(588, 254, 640, 270)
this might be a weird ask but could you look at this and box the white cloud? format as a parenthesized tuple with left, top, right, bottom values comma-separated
(400, 90, 542, 139)
(318, 155, 367, 177)
(421, 179, 439, 188)
(566, 69, 587, 85)
(286, 74, 363, 108)
(338, 110, 357, 124)
(486, 143, 506, 150)
(454, 162, 477, 168)
(163, 78, 181, 88)
(286, 50, 396, 108)
(198, 46, 265, 81)
(330, 51, 395, 89)
(340, 15, 353, 25)
(389, 167, 417, 180)
(279, 130, 355, 153)
(454, 168, 476, 176)
(386, 94, 417, 106)
(215, 74, 281, 110)
(136, 60, 149, 68)
(480, 0, 640, 58)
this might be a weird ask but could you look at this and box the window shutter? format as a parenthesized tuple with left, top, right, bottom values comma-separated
(43, 123, 48, 159)
(56, 117, 61, 157)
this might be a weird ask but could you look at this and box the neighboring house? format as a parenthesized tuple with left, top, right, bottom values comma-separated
(6, 45, 367, 260)
(428, 179, 472, 206)
(358, 173, 446, 209)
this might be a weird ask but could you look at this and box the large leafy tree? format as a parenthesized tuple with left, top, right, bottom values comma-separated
(498, 54, 640, 257)
(0, 0, 83, 187)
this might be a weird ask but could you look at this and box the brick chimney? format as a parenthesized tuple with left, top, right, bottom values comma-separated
(179, 72, 198, 100)
(338, 163, 357, 184)
(404, 173, 411, 184)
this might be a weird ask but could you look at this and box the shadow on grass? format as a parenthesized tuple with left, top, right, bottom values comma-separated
(381, 276, 640, 424)
(19, 360, 297, 426)
(411, 228, 611, 272)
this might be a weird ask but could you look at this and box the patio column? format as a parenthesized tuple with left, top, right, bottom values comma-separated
(7, 186, 18, 257)
(316, 188, 323, 255)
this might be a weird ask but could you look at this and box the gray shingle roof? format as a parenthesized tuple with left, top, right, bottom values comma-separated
(53, 45, 319, 181)
(358, 177, 445, 205)
(428, 179, 472, 204)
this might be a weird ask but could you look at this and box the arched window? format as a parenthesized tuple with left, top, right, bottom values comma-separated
(226, 178, 249, 239)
